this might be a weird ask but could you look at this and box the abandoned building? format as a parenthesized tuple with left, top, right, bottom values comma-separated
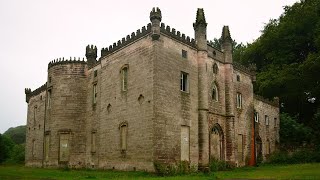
(25, 7, 279, 171)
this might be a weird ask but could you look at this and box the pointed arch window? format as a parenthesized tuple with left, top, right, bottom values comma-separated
(121, 65, 129, 91)
(212, 83, 218, 101)
(120, 123, 128, 151)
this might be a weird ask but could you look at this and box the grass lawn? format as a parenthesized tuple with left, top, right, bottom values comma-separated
(0, 163, 319, 179)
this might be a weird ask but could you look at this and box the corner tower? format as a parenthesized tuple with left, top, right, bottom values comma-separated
(194, 8, 209, 171)
(150, 7, 162, 40)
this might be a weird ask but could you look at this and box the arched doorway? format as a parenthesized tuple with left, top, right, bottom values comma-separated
(210, 123, 224, 161)
(256, 135, 263, 163)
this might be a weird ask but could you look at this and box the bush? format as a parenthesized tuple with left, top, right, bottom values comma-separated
(209, 158, 235, 172)
(267, 149, 320, 164)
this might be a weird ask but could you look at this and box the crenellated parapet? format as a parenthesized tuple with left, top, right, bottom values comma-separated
(160, 23, 196, 48)
(101, 24, 152, 58)
(25, 83, 47, 103)
(254, 94, 279, 107)
(48, 57, 86, 69)
(233, 61, 256, 76)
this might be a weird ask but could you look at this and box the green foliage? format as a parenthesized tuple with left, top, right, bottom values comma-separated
(209, 37, 247, 65)
(153, 161, 197, 176)
(3, 125, 26, 144)
(6, 144, 25, 164)
(279, 113, 312, 148)
(229, 0, 320, 148)
(267, 149, 320, 164)
(209, 158, 235, 172)
(0, 126, 26, 164)
(0, 134, 15, 164)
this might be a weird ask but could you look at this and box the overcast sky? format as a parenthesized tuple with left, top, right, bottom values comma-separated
(0, 0, 299, 133)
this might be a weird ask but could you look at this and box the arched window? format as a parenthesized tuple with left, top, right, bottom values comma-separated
(212, 84, 218, 101)
(121, 65, 128, 91)
(213, 63, 218, 74)
(120, 123, 128, 151)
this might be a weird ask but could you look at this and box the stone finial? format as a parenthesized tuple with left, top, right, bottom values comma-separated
(25, 88, 31, 103)
(222, 26, 232, 43)
(193, 8, 207, 27)
(150, 7, 162, 22)
(85, 45, 97, 59)
(150, 7, 162, 40)
(86, 45, 97, 69)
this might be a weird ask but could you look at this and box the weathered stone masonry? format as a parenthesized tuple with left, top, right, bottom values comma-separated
(25, 7, 279, 171)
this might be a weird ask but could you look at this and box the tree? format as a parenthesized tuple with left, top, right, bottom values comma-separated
(4, 125, 26, 144)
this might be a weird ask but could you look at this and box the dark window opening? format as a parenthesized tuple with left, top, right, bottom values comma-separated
(182, 50, 188, 59)
(180, 72, 189, 92)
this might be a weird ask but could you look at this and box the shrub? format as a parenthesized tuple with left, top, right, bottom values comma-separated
(267, 149, 320, 164)
(209, 158, 235, 172)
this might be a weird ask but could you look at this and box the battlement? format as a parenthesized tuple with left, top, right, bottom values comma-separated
(160, 23, 196, 48)
(101, 24, 152, 58)
(254, 94, 279, 107)
(233, 61, 256, 75)
(25, 83, 47, 103)
(48, 57, 87, 69)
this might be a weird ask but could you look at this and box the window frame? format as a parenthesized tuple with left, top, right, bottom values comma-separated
(180, 72, 189, 93)
(121, 66, 128, 92)
(93, 83, 97, 104)
(236, 93, 242, 109)
(212, 83, 218, 101)
(265, 115, 269, 126)
(182, 49, 188, 59)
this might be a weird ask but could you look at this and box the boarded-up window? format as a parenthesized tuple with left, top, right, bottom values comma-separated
(120, 125, 127, 150)
(237, 134, 243, 162)
(91, 132, 96, 153)
(59, 133, 70, 162)
(44, 134, 50, 161)
(181, 126, 190, 161)
(266, 139, 270, 155)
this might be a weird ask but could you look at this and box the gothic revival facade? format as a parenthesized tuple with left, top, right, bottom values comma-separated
(25, 8, 279, 171)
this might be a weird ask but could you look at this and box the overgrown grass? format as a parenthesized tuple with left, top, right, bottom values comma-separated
(215, 163, 320, 179)
(0, 163, 320, 179)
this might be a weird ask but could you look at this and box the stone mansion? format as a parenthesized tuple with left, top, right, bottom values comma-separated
(25, 7, 279, 171)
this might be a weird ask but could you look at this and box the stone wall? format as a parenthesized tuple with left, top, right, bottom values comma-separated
(254, 97, 279, 160)
(25, 90, 46, 167)
(92, 35, 155, 171)
(44, 62, 87, 168)
(153, 34, 199, 166)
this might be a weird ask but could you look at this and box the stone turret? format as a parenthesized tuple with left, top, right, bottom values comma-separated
(25, 88, 31, 103)
(193, 8, 207, 51)
(86, 45, 97, 68)
(150, 7, 162, 40)
(221, 26, 233, 63)
(194, 8, 209, 171)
